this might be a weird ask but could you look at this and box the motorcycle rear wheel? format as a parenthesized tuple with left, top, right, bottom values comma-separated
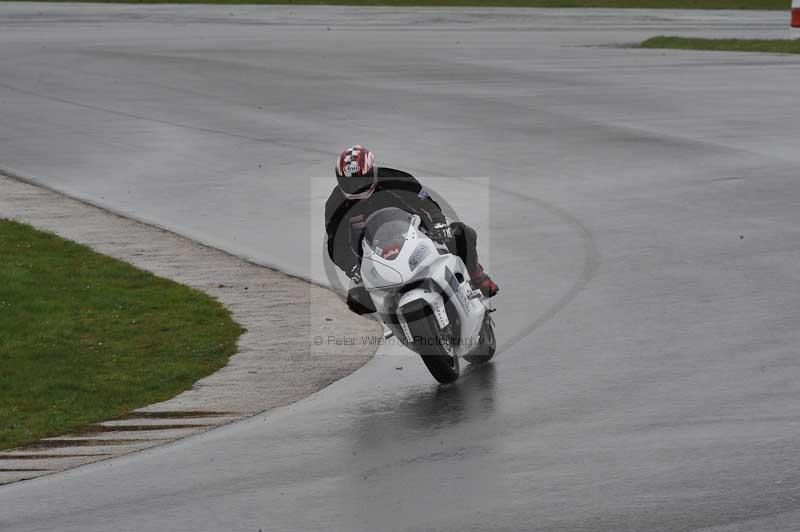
(464, 315, 496, 365)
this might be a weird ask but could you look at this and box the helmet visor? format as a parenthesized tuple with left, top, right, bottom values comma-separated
(339, 172, 375, 197)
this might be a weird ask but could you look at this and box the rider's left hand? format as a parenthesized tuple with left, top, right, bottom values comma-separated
(347, 264, 363, 285)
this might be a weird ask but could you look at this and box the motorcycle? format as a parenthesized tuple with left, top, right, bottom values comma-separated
(358, 207, 496, 383)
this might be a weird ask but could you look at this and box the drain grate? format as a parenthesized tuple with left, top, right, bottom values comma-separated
(121, 411, 236, 419)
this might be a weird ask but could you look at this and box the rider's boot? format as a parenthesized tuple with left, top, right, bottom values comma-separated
(469, 263, 499, 298)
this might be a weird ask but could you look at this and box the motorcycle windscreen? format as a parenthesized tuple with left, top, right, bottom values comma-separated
(363, 207, 413, 261)
(361, 256, 404, 288)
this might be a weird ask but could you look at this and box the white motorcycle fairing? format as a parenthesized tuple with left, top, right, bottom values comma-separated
(360, 209, 489, 365)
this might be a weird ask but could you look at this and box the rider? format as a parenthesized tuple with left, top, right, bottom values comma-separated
(325, 145, 499, 314)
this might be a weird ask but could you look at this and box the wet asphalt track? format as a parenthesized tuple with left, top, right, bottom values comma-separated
(2, 4, 800, 531)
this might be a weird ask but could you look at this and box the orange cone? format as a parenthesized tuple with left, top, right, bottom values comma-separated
(793, 0, 800, 28)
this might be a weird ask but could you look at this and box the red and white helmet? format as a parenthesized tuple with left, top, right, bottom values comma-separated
(335, 145, 376, 200)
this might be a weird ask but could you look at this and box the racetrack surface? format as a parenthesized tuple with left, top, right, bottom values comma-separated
(1, 5, 800, 531)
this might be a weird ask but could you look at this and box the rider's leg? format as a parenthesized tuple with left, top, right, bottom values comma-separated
(450, 222, 499, 298)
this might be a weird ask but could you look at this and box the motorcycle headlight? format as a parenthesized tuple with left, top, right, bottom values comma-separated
(408, 242, 431, 271)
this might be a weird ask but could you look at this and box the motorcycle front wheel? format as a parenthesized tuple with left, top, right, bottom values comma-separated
(402, 300, 460, 384)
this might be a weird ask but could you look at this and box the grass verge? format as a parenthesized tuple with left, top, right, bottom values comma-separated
(642, 36, 800, 53)
(0, 219, 244, 450)
(0, 0, 789, 9)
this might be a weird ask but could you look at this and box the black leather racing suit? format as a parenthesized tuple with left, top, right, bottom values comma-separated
(325, 167, 478, 279)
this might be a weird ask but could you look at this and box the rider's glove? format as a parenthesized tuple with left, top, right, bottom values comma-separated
(429, 222, 453, 240)
(347, 264, 362, 285)
(429, 222, 456, 252)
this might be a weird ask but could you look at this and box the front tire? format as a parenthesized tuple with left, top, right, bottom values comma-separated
(402, 300, 460, 384)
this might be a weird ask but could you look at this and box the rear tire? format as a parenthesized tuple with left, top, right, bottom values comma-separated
(464, 315, 496, 365)
(402, 300, 460, 384)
